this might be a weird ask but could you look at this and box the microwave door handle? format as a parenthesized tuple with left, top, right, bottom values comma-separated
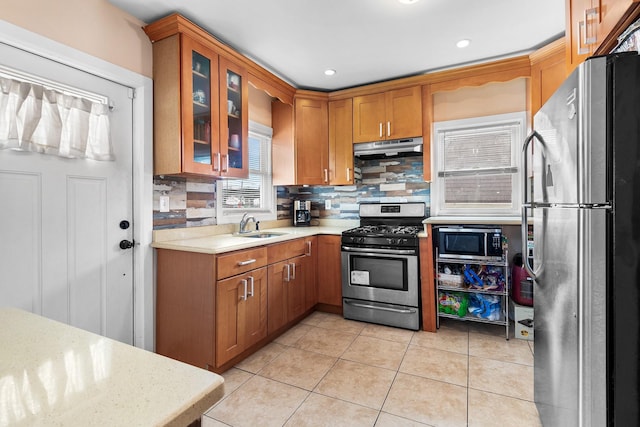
(521, 130, 545, 279)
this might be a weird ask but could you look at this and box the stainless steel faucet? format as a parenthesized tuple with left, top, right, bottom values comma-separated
(239, 212, 257, 234)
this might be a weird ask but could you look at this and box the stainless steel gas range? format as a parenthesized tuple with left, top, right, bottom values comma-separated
(341, 202, 426, 330)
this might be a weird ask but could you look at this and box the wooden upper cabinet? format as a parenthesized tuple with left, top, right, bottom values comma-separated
(328, 98, 354, 185)
(295, 95, 329, 185)
(151, 34, 221, 176)
(352, 92, 386, 142)
(530, 38, 567, 116)
(567, 0, 640, 73)
(385, 87, 423, 139)
(145, 16, 249, 178)
(219, 57, 249, 178)
(353, 86, 422, 143)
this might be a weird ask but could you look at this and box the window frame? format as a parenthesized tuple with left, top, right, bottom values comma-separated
(432, 111, 526, 217)
(216, 120, 276, 224)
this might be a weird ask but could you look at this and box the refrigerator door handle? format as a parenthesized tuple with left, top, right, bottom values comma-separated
(521, 130, 545, 279)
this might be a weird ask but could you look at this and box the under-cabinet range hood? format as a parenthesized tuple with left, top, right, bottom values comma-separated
(353, 137, 423, 158)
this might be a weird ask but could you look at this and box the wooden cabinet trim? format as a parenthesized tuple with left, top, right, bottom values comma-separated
(152, 35, 182, 175)
(156, 249, 216, 369)
(144, 13, 295, 104)
(594, 2, 640, 54)
(421, 85, 433, 182)
(419, 230, 437, 332)
(329, 56, 532, 100)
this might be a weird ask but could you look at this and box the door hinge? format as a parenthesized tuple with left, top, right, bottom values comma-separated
(128, 88, 136, 99)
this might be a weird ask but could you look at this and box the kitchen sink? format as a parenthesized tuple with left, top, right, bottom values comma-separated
(233, 231, 288, 239)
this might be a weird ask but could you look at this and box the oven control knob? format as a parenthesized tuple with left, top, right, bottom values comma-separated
(358, 237, 365, 243)
(387, 238, 396, 245)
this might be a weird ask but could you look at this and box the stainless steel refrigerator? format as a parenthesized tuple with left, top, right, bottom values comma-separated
(522, 53, 640, 426)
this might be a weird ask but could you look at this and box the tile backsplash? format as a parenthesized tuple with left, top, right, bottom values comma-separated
(153, 154, 430, 230)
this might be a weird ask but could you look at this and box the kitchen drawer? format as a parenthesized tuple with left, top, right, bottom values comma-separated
(267, 238, 308, 264)
(217, 247, 268, 280)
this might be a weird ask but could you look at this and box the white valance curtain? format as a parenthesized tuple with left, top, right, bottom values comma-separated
(0, 77, 114, 160)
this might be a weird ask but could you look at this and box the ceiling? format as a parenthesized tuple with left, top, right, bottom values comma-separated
(109, 0, 565, 92)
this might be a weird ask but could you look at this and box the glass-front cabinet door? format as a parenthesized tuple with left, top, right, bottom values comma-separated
(181, 37, 220, 175)
(219, 57, 248, 178)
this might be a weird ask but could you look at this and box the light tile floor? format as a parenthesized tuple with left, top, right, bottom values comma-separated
(203, 311, 541, 427)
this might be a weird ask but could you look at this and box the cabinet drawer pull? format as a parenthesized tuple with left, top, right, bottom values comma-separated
(222, 154, 229, 172)
(285, 264, 291, 282)
(324, 168, 328, 183)
(248, 276, 254, 297)
(306, 241, 312, 257)
(237, 259, 256, 266)
(290, 262, 296, 280)
(346, 167, 351, 182)
(387, 121, 390, 137)
(241, 279, 248, 301)
(584, 7, 598, 45)
(214, 152, 221, 172)
(379, 122, 383, 138)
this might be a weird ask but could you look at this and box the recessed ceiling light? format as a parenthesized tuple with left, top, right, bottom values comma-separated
(456, 39, 471, 48)
(398, 0, 420, 4)
(324, 69, 336, 76)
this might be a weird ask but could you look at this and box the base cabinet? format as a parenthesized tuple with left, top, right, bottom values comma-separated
(216, 267, 267, 366)
(156, 250, 216, 369)
(156, 235, 322, 372)
(316, 235, 343, 310)
(267, 237, 317, 335)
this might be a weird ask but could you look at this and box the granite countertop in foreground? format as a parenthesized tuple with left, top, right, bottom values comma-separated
(0, 308, 224, 426)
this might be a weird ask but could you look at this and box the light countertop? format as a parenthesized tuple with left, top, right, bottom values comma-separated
(151, 224, 356, 254)
(0, 308, 224, 427)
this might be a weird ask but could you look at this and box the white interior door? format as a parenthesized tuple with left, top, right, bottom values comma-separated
(0, 42, 134, 344)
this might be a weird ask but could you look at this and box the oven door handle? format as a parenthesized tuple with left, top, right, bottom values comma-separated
(344, 299, 417, 314)
(341, 246, 416, 255)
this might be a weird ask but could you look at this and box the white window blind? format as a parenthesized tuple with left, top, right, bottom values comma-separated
(433, 112, 525, 215)
(220, 135, 269, 209)
(218, 121, 275, 222)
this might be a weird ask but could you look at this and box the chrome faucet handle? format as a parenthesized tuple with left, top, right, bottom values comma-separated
(239, 212, 257, 233)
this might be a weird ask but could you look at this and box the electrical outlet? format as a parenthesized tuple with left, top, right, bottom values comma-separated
(325, 199, 331, 210)
(159, 195, 170, 212)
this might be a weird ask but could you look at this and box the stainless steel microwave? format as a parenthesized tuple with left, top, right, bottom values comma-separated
(435, 226, 503, 261)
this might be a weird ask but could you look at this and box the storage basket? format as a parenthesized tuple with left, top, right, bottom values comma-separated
(438, 273, 464, 288)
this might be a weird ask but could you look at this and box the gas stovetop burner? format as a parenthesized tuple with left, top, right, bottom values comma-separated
(341, 202, 426, 250)
(343, 225, 423, 237)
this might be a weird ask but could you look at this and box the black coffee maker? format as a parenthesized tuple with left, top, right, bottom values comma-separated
(293, 200, 311, 226)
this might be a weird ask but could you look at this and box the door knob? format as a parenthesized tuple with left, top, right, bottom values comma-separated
(119, 220, 130, 230)
(119, 240, 135, 250)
